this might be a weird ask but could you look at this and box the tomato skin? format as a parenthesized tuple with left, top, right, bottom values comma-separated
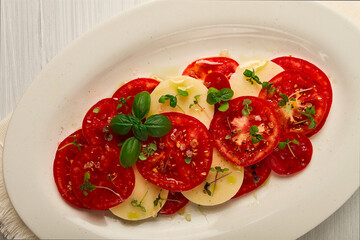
(112, 78, 159, 114)
(258, 70, 327, 137)
(271, 56, 332, 136)
(53, 130, 88, 208)
(265, 132, 313, 175)
(136, 112, 213, 192)
(182, 56, 239, 80)
(159, 191, 189, 215)
(232, 160, 271, 198)
(210, 96, 281, 167)
(203, 72, 231, 90)
(70, 144, 135, 210)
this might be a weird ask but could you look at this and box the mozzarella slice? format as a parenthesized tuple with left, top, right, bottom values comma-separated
(148, 76, 214, 128)
(229, 60, 283, 98)
(182, 148, 244, 206)
(110, 166, 168, 221)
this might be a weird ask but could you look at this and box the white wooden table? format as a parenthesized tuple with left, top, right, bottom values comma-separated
(0, 1, 359, 239)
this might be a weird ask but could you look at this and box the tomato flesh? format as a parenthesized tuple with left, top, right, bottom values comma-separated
(136, 112, 213, 191)
(265, 132, 313, 175)
(232, 160, 271, 198)
(258, 70, 327, 136)
(70, 144, 135, 210)
(272, 56, 332, 136)
(53, 130, 88, 208)
(182, 56, 239, 80)
(210, 96, 281, 167)
(159, 191, 189, 215)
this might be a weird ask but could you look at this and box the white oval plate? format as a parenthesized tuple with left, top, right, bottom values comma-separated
(3, 1, 360, 239)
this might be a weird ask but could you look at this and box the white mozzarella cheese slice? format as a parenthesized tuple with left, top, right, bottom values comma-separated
(148, 76, 214, 128)
(110, 167, 168, 221)
(229, 60, 283, 98)
(181, 148, 244, 206)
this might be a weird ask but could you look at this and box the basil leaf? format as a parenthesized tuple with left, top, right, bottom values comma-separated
(133, 123, 148, 141)
(109, 114, 133, 135)
(218, 102, 229, 112)
(144, 114, 172, 137)
(120, 137, 141, 168)
(219, 88, 234, 101)
(132, 91, 151, 120)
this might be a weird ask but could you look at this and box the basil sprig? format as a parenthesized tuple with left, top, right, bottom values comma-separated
(206, 87, 234, 112)
(110, 91, 172, 167)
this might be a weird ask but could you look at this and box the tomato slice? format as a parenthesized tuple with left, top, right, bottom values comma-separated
(70, 144, 135, 210)
(271, 56, 332, 136)
(82, 98, 129, 146)
(258, 70, 328, 136)
(203, 72, 231, 90)
(159, 191, 189, 215)
(112, 78, 159, 114)
(232, 160, 271, 198)
(265, 132, 313, 175)
(53, 130, 88, 208)
(209, 96, 281, 167)
(182, 57, 239, 81)
(136, 112, 213, 191)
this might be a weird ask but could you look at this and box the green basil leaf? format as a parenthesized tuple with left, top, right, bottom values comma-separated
(218, 102, 229, 112)
(219, 88, 234, 101)
(119, 137, 141, 168)
(132, 91, 151, 120)
(144, 114, 172, 137)
(133, 123, 148, 141)
(109, 114, 133, 135)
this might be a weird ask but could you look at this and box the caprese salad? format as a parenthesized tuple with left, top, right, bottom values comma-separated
(53, 55, 332, 220)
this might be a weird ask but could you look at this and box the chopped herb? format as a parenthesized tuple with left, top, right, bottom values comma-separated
(102, 126, 113, 141)
(249, 125, 263, 144)
(139, 143, 158, 160)
(189, 94, 204, 110)
(139, 152, 147, 160)
(242, 99, 253, 116)
(57, 135, 82, 152)
(185, 157, 191, 164)
(116, 96, 131, 110)
(159, 89, 189, 113)
(278, 138, 300, 157)
(206, 87, 234, 112)
(93, 107, 100, 113)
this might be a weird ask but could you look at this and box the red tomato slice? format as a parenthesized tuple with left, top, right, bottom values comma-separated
(82, 98, 129, 146)
(159, 191, 189, 215)
(53, 130, 88, 208)
(265, 132, 313, 175)
(232, 160, 271, 198)
(136, 112, 213, 191)
(209, 96, 281, 167)
(203, 72, 231, 90)
(182, 57, 239, 80)
(112, 78, 159, 114)
(272, 56, 332, 136)
(258, 70, 328, 136)
(70, 144, 135, 210)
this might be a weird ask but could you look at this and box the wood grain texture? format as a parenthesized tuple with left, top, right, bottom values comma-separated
(0, 1, 359, 239)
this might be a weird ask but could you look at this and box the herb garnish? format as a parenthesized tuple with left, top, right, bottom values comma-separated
(153, 190, 165, 208)
(80, 172, 121, 198)
(243, 68, 276, 93)
(57, 135, 82, 152)
(297, 106, 316, 129)
(224, 116, 241, 140)
(93, 107, 100, 113)
(189, 94, 203, 111)
(241, 99, 253, 116)
(139, 143, 157, 161)
(159, 89, 189, 113)
(116, 96, 131, 110)
(203, 166, 231, 196)
(110, 91, 172, 167)
(249, 125, 264, 144)
(278, 138, 299, 157)
(185, 156, 192, 164)
(206, 87, 234, 112)
(131, 191, 148, 212)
